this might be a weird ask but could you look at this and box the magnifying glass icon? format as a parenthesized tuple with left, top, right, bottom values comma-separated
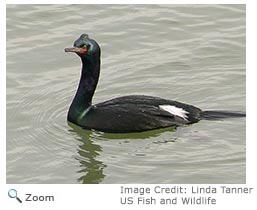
(8, 189, 22, 203)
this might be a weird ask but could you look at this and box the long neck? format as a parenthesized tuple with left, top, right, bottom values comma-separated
(68, 56, 100, 123)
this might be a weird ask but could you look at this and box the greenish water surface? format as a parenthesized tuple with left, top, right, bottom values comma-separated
(6, 4, 245, 184)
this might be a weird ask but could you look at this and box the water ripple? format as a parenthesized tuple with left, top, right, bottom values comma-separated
(7, 4, 245, 184)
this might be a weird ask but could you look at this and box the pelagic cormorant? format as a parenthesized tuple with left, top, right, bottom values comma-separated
(65, 34, 245, 133)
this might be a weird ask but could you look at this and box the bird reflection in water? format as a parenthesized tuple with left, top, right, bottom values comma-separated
(68, 122, 106, 184)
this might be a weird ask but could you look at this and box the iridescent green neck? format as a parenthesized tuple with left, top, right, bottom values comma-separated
(68, 56, 100, 124)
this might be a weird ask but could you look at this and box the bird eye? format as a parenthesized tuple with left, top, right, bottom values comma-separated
(86, 44, 91, 49)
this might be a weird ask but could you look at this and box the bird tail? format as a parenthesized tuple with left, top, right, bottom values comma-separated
(201, 110, 246, 120)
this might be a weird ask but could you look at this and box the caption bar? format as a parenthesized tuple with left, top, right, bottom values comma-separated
(120, 185, 254, 206)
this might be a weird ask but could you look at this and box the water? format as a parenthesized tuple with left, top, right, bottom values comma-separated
(6, 4, 246, 184)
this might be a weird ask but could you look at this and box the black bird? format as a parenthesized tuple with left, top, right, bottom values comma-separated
(65, 34, 245, 133)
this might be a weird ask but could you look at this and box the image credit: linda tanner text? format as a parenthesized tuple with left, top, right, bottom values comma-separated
(120, 185, 254, 206)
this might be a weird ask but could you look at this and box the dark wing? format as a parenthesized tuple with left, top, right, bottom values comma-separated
(80, 95, 201, 133)
(96, 95, 202, 122)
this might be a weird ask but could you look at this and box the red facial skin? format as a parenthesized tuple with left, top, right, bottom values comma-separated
(64, 47, 88, 55)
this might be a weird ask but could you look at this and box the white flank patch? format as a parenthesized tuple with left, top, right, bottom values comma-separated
(159, 105, 189, 120)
